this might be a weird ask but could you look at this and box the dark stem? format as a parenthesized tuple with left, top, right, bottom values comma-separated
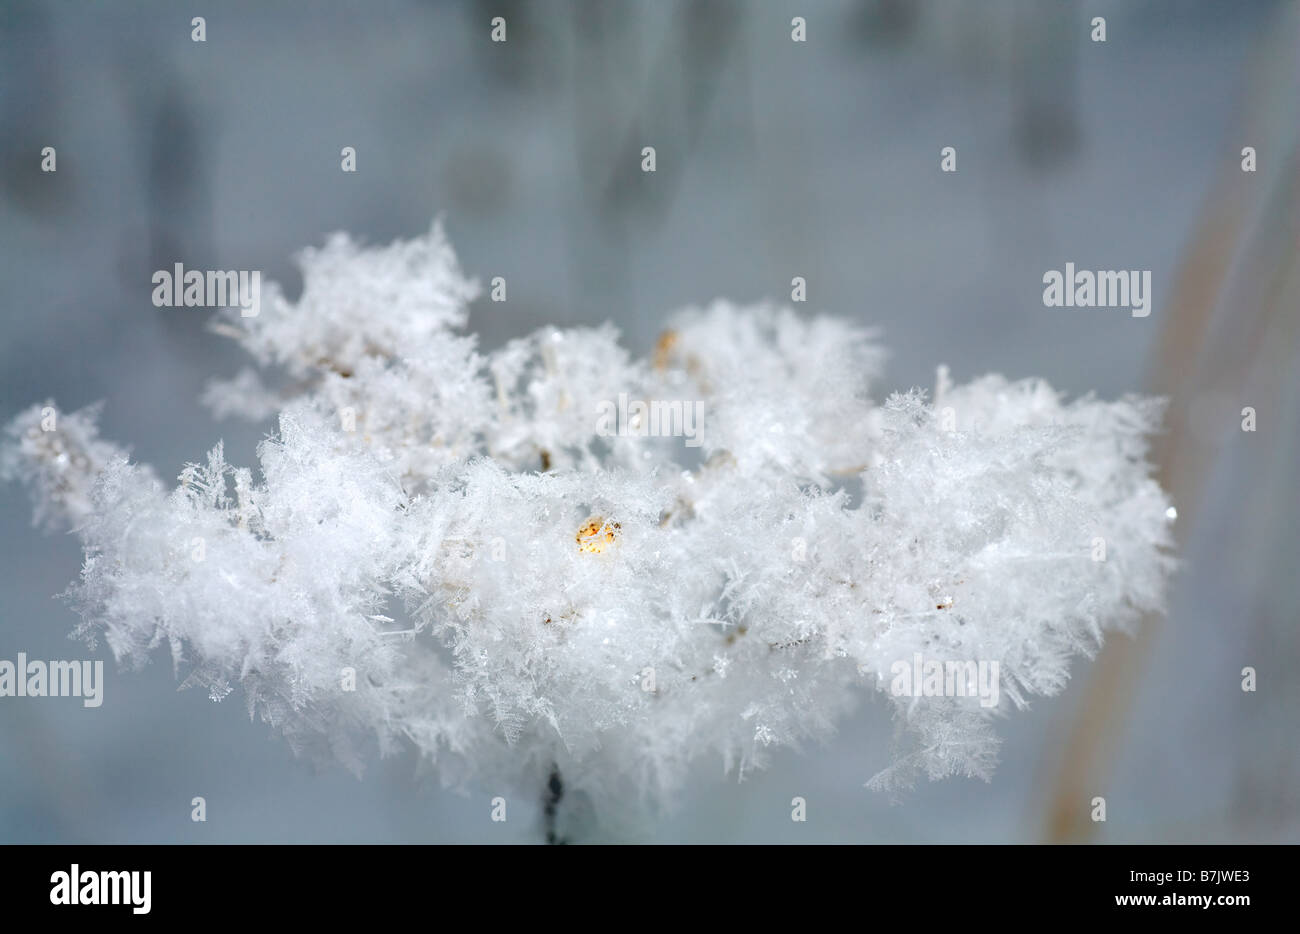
(543, 766, 568, 845)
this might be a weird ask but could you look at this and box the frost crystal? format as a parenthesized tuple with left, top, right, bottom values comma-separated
(3, 222, 1175, 818)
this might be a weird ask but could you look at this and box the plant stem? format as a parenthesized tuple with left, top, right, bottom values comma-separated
(543, 766, 567, 845)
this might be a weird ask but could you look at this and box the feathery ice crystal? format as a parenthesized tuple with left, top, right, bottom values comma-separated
(2, 222, 1176, 823)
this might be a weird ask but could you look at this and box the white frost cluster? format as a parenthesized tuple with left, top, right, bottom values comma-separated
(4, 222, 1176, 817)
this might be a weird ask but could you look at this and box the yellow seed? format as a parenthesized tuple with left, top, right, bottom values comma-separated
(653, 329, 679, 370)
(576, 515, 620, 554)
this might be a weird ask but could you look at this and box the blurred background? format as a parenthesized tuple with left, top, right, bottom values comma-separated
(1, 0, 1296, 843)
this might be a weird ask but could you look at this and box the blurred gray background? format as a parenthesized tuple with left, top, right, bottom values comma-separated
(1, 0, 1297, 843)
